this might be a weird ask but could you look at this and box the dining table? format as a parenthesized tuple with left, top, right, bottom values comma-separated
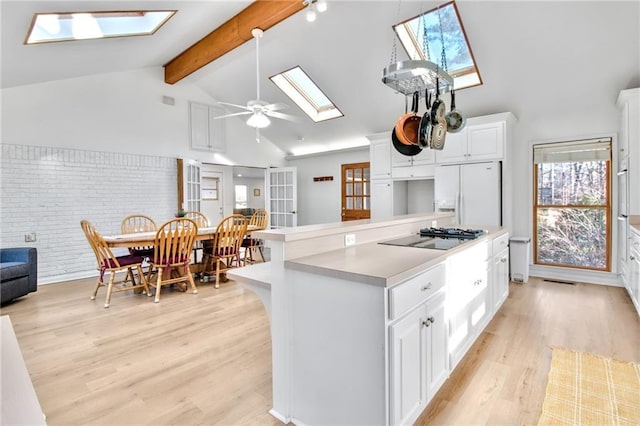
(103, 224, 261, 282)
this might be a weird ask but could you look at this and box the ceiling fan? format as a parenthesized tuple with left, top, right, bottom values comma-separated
(214, 28, 297, 130)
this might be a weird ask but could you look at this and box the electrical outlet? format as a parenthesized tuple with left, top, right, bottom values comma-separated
(431, 220, 438, 227)
(345, 234, 356, 246)
(24, 232, 36, 242)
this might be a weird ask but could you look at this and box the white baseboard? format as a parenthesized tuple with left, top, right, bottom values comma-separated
(268, 409, 290, 424)
(38, 270, 98, 285)
(529, 265, 622, 287)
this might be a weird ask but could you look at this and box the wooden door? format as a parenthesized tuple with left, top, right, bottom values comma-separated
(341, 162, 371, 221)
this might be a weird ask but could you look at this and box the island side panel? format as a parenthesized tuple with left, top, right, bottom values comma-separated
(288, 269, 387, 425)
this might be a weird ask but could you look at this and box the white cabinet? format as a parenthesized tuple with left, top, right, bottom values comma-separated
(492, 247, 509, 314)
(435, 113, 515, 165)
(369, 134, 392, 179)
(628, 227, 640, 316)
(447, 240, 491, 370)
(189, 102, 226, 152)
(391, 147, 435, 179)
(389, 266, 447, 426)
(617, 89, 640, 214)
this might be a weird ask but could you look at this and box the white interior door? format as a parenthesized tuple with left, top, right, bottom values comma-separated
(201, 171, 224, 226)
(267, 167, 297, 228)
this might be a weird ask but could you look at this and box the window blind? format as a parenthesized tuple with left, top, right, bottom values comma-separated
(533, 139, 611, 164)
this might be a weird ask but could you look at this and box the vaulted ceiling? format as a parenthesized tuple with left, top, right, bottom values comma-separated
(2, 1, 639, 157)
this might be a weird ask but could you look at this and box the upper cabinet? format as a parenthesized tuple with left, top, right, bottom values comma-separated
(189, 102, 227, 153)
(368, 133, 392, 179)
(617, 89, 640, 215)
(435, 113, 515, 164)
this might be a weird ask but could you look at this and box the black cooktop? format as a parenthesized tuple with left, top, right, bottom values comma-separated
(419, 227, 485, 239)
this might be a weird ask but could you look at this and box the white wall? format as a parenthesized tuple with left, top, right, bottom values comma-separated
(0, 67, 286, 168)
(286, 148, 369, 225)
(0, 144, 176, 283)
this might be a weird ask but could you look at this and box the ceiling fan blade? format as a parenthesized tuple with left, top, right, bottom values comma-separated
(265, 111, 299, 122)
(263, 102, 289, 111)
(213, 111, 253, 119)
(217, 101, 250, 110)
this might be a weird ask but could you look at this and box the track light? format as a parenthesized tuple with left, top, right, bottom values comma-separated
(303, 0, 326, 22)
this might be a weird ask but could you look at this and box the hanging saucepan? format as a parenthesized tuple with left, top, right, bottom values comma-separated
(418, 89, 433, 148)
(444, 89, 466, 133)
(430, 77, 446, 126)
(395, 91, 421, 146)
(430, 116, 448, 150)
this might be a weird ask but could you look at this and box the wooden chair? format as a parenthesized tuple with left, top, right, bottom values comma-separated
(184, 210, 210, 266)
(80, 220, 151, 308)
(202, 214, 248, 288)
(120, 214, 157, 258)
(242, 209, 269, 264)
(148, 218, 199, 303)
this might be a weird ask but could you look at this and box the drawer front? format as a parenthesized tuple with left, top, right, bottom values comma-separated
(492, 233, 509, 255)
(632, 227, 640, 253)
(389, 264, 445, 319)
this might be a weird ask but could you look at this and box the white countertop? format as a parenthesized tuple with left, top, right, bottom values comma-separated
(252, 212, 454, 242)
(284, 226, 507, 288)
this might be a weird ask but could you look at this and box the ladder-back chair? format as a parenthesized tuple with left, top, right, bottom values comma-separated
(149, 218, 199, 303)
(80, 220, 151, 308)
(242, 209, 269, 264)
(120, 214, 157, 258)
(202, 214, 248, 288)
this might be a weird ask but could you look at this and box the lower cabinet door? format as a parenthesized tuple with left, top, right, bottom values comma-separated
(424, 292, 448, 399)
(493, 248, 509, 312)
(390, 307, 424, 426)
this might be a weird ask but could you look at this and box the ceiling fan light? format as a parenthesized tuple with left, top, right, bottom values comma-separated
(247, 112, 271, 128)
(316, 0, 328, 13)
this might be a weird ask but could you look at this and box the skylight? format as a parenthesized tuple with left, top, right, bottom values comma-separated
(393, 1, 481, 90)
(270, 66, 343, 123)
(25, 11, 175, 44)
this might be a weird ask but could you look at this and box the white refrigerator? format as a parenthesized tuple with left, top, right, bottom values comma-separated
(434, 161, 502, 226)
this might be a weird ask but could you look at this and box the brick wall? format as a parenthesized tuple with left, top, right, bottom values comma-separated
(0, 144, 177, 283)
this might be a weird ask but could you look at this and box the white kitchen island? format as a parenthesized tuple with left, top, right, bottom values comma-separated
(228, 213, 509, 426)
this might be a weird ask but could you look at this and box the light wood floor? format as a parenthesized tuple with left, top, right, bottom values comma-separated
(1, 276, 639, 425)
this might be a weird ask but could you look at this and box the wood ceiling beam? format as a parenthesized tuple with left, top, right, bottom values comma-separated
(164, 0, 305, 84)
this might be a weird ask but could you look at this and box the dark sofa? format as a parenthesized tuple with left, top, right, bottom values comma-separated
(1, 247, 37, 304)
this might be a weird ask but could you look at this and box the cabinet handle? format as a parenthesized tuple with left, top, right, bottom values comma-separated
(422, 317, 435, 327)
(421, 282, 433, 291)
(631, 255, 636, 261)
(474, 279, 482, 286)
(501, 258, 507, 263)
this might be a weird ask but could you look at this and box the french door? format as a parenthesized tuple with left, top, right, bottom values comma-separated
(266, 167, 297, 228)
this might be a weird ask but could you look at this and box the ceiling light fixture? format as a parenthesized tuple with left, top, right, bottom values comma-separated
(246, 111, 271, 128)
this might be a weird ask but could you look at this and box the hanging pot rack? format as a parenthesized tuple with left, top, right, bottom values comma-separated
(382, 60, 453, 96)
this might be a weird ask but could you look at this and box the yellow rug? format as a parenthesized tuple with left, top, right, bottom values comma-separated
(538, 347, 640, 425)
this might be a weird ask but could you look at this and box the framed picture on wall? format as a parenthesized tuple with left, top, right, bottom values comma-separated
(253, 188, 260, 196)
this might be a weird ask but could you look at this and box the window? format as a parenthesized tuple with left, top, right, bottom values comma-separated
(533, 139, 612, 271)
(393, 1, 481, 90)
(25, 10, 175, 44)
(270, 66, 343, 123)
(235, 185, 248, 209)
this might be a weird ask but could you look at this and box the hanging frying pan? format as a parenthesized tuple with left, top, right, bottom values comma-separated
(419, 89, 432, 148)
(430, 77, 446, 125)
(392, 128, 421, 156)
(430, 116, 448, 150)
(396, 91, 421, 146)
(444, 89, 466, 133)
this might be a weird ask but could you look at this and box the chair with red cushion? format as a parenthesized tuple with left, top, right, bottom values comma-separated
(149, 218, 199, 303)
(80, 220, 151, 308)
(202, 214, 248, 288)
(120, 214, 157, 258)
(242, 209, 268, 264)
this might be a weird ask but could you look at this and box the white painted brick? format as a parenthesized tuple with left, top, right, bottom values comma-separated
(1, 144, 178, 282)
